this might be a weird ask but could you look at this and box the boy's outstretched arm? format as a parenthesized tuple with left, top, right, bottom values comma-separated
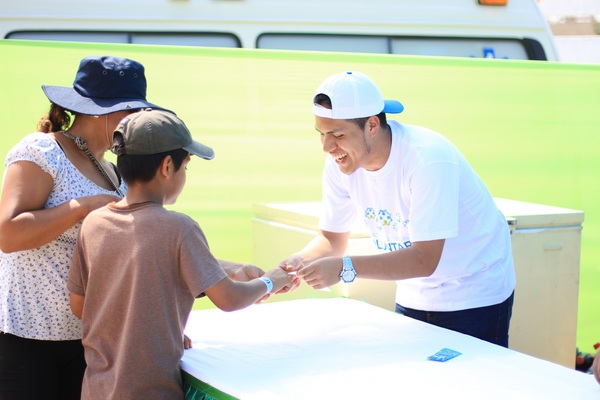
(218, 259, 301, 297)
(218, 259, 264, 281)
(204, 268, 292, 312)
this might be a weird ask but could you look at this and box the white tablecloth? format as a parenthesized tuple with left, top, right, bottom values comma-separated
(182, 298, 598, 399)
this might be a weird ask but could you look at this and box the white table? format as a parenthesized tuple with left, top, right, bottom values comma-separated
(182, 298, 598, 399)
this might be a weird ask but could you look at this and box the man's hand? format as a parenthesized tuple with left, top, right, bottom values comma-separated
(297, 256, 342, 290)
(277, 255, 304, 274)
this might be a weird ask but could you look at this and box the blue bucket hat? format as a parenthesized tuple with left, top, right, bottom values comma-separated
(42, 55, 168, 115)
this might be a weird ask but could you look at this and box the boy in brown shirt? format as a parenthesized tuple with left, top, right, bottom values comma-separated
(68, 109, 293, 399)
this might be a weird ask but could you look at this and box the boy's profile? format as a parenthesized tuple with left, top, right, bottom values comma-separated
(67, 108, 292, 399)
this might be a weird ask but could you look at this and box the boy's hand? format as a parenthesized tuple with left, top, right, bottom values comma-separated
(228, 263, 265, 282)
(264, 268, 294, 295)
(183, 334, 192, 349)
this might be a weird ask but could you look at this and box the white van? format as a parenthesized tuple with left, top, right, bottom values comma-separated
(0, 0, 559, 61)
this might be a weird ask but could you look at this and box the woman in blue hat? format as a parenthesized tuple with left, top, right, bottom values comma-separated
(0, 55, 168, 399)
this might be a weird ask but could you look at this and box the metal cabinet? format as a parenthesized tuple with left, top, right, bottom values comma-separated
(252, 198, 584, 368)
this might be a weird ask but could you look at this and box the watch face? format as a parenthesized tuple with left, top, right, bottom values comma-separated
(341, 270, 356, 283)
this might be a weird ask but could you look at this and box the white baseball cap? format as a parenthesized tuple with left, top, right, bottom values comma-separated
(313, 71, 404, 119)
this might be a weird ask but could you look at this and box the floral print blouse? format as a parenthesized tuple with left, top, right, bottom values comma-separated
(0, 132, 126, 340)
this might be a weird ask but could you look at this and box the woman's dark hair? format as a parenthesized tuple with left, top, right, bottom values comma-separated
(113, 132, 189, 183)
(313, 93, 387, 129)
(37, 103, 72, 133)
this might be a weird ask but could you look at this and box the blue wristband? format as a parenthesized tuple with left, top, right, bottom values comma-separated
(258, 277, 273, 294)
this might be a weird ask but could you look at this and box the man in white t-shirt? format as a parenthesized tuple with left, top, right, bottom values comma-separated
(280, 71, 515, 347)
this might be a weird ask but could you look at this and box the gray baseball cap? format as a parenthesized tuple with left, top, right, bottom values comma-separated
(112, 108, 214, 160)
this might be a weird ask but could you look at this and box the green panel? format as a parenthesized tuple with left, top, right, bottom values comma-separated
(183, 371, 238, 400)
(1, 39, 599, 353)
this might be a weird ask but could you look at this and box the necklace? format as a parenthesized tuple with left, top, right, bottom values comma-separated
(60, 130, 124, 197)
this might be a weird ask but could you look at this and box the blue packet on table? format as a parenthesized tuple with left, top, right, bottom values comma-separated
(428, 348, 462, 362)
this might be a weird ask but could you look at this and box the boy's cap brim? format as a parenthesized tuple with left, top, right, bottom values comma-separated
(184, 141, 215, 160)
(113, 109, 214, 160)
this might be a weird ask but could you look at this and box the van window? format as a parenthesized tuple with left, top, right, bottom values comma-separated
(257, 33, 534, 60)
(131, 33, 240, 48)
(7, 31, 130, 44)
(6, 31, 242, 48)
(390, 37, 530, 59)
(258, 34, 390, 54)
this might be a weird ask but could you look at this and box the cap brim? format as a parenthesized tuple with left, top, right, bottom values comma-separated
(383, 100, 404, 114)
(314, 99, 404, 119)
(184, 141, 215, 160)
(42, 85, 170, 115)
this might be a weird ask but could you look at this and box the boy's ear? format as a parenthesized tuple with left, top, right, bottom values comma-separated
(159, 155, 174, 178)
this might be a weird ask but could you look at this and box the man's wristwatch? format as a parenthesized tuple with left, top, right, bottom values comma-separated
(340, 256, 357, 283)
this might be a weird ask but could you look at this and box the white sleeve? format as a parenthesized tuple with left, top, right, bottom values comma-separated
(318, 157, 357, 233)
(5, 133, 61, 179)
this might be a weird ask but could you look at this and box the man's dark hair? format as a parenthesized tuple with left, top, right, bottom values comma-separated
(313, 94, 387, 129)
(113, 132, 189, 183)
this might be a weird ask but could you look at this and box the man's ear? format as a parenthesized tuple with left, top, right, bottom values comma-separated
(367, 115, 381, 136)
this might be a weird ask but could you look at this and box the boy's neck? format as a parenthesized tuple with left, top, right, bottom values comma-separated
(112, 200, 160, 209)
(116, 184, 165, 208)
